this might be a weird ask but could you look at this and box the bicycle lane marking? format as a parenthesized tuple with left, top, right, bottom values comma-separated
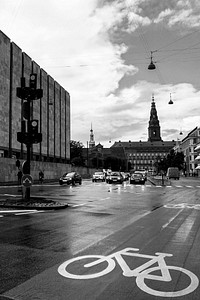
(57, 247, 199, 298)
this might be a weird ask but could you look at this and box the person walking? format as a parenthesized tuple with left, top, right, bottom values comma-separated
(39, 170, 44, 184)
(17, 169, 23, 185)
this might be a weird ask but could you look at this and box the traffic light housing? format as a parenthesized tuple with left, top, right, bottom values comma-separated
(30, 119, 42, 144)
(17, 131, 42, 144)
(16, 87, 43, 100)
(16, 74, 43, 146)
(29, 73, 37, 89)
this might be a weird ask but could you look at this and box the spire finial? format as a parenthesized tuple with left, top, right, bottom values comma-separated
(152, 93, 154, 102)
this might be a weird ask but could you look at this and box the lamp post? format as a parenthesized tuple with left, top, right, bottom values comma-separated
(87, 141, 89, 173)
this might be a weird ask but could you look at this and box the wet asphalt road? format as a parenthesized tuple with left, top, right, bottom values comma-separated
(0, 177, 200, 299)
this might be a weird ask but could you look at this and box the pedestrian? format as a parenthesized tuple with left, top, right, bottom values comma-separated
(17, 169, 23, 185)
(39, 170, 44, 184)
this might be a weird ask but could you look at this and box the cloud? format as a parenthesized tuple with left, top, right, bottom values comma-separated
(88, 80, 200, 146)
(1, 0, 200, 148)
(151, 0, 200, 28)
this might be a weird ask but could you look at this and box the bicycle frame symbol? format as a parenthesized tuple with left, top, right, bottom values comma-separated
(58, 247, 199, 297)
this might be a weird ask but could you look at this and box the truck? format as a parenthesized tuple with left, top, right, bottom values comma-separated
(166, 167, 180, 180)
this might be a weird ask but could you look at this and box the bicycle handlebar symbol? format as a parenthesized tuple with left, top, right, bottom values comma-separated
(58, 247, 199, 297)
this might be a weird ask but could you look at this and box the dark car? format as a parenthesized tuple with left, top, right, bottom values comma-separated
(59, 172, 82, 185)
(130, 172, 145, 184)
(106, 172, 123, 184)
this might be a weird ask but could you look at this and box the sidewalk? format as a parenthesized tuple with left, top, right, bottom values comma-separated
(148, 174, 200, 186)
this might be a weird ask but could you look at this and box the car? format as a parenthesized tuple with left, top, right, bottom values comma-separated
(106, 172, 123, 184)
(92, 172, 105, 182)
(130, 172, 145, 184)
(59, 172, 82, 185)
(134, 170, 147, 181)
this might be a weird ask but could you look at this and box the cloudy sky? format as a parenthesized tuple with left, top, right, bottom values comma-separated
(1, 0, 200, 147)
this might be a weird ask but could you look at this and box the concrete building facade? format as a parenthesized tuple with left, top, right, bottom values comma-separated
(0, 30, 70, 164)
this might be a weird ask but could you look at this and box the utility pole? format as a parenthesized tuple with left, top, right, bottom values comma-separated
(16, 74, 43, 201)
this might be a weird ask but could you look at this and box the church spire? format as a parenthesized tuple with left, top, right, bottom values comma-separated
(89, 123, 95, 148)
(148, 95, 161, 142)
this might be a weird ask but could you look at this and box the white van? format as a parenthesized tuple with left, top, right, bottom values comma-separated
(166, 167, 180, 180)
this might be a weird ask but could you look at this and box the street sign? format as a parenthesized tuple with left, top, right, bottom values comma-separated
(22, 174, 33, 187)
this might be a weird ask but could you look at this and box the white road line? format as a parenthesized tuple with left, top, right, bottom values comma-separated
(0, 210, 36, 213)
(70, 203, 87, 208)
(186, 186, 193, 188)
(162, 209, 184, 229)
(15, 211, 44, 215)
(100, 197, 110, 201)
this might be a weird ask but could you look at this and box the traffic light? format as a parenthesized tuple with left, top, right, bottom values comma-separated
(30, 119, 42, 143)
(29, 73, 37, 89)
(30, 119, 38, 134)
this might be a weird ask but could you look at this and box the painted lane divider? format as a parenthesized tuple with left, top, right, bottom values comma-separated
(164, 203, 200, 210)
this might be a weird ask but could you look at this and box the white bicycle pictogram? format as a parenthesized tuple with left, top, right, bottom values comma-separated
(58, 247, 199, 297)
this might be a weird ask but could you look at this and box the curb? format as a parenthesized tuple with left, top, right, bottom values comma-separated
(0, 204, 68, 210)
(0, 196, 68, 210)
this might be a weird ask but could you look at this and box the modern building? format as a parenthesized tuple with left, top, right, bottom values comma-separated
(0, 30, 70, 164)
(111, 95, 176, 171)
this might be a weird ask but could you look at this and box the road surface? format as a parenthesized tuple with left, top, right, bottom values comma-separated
(0, 177, 200, 299)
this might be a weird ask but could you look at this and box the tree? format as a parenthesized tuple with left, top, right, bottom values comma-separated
(70, 140, 84, 166)
(157, 150, 185, 173)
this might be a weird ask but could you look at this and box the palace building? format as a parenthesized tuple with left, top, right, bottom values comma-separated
(111, 95, 176, 171)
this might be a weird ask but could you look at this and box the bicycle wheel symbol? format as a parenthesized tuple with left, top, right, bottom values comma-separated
(58, 255, 115, 279)
(136, 266, 199, 297)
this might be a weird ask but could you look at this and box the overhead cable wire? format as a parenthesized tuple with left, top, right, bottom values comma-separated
(155, 28, 200, 52)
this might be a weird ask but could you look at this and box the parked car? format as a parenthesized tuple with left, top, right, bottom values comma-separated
(106, 172, 123, 184)
(166, 167, 179, 180)
(130, 172, 145, 184)
(59, 172, 82, 185)
(92, 172, 105, 182)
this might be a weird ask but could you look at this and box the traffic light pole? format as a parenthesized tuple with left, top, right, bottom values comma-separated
(25, 100, 31, 201)
(16, 74, 43, 201)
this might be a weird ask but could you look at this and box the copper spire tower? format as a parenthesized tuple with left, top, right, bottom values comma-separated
(148, 95, 161, 142)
